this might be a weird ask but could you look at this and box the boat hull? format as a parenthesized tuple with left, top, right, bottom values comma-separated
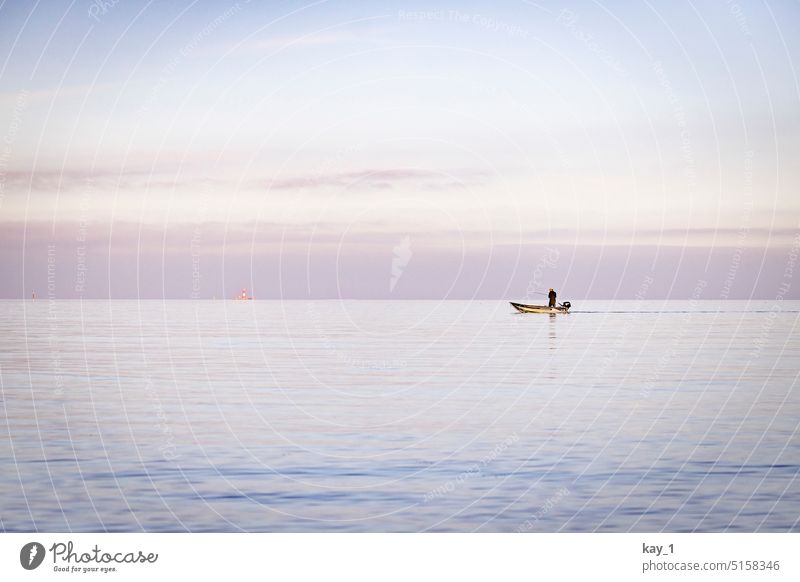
(510, 302, 570, 314)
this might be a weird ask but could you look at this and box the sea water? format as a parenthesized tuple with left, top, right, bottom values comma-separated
(1, 300, 797, 532)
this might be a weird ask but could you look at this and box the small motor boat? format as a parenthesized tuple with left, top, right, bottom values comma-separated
(510, 301, 571, 314)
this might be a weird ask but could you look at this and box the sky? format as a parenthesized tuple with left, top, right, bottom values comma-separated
(1, 0, 799, 299)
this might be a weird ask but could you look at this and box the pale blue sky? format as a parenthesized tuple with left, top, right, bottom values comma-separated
(1, 0, 798, 298)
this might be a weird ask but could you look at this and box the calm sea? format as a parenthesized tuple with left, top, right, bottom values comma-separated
(1, 299, 798, 532)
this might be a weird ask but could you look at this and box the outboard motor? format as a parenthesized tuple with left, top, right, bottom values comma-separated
(562, 301, 571, 311)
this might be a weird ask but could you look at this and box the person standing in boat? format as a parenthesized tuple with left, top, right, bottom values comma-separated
(548, 288, 557, 307)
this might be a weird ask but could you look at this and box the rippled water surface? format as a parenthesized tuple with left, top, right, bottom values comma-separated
(1, 300, 798, 532)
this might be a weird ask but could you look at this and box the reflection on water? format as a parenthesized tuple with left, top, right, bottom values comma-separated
(0, 300, 798, 532)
